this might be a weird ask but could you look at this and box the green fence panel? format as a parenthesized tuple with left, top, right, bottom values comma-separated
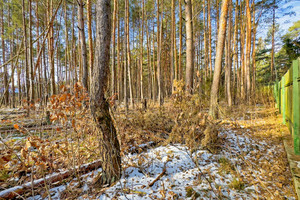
(275, 58, 300, 155)
(282, 76, 286, 125)
(274, 81, 279, 109)
(293, 59, 300, 154)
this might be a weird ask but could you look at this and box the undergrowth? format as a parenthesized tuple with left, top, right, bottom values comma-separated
(117, 80, 221, 154)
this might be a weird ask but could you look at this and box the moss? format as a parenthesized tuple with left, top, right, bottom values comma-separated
(229, 178, 245, 191)
(218, 157, 235, 175)
(185, 186, 200, 198)
(0, 170, 10, 181)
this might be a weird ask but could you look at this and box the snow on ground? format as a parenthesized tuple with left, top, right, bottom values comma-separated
(97, 129, 295, 200)
(26, 127, 296, 200)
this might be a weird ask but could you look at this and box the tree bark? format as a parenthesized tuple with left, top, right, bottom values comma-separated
(270, 0, 275, 81)
(240, 4, 245, 101)
(48, 0, 56, 95)
(22, 0, 30, 103)
(64, 1, 69, 86)
(78, 0, 88, 91)
(208, 0, 212, 78)
(124, 0, 129, 112)
(1, 2, 9, 105)
(185, 0, 194, 94)
(179, 0, 183, 80)
(209, 0, 229, 118)
(157, 0, 163, 105)
(91, 0, 121, 185)
(251, 1, 256, 96)
(111, 0, 117, 96)
(245, 0, 251, 102)
(225, 0, 232, 107)
(29, 0, 34, 102)
(140, 0, 145, 101)
(126, 0, 134, 108)
(87, 0, 94, 90)
(203, 0, 208, 81)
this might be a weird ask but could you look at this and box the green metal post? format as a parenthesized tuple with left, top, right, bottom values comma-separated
(293, 59, 300, 155)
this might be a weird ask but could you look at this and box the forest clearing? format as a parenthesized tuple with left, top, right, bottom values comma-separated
(0, 0, 300, 199)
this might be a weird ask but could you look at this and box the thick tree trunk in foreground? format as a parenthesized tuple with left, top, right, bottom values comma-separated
(91, 0, 121, 185)
(185, 0, 194, 94)
(209, 0, 229, 119)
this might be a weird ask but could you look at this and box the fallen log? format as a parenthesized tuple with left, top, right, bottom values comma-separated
(0, 160, 102, 199)
(0, 125, 66, 134)
(0, 121, 48, 131)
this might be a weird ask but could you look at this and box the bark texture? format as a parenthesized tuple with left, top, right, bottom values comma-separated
(185, 0, 194, 94)
(209, 0, 229, 118)
(78, 0, 88, 91)
(91, 0, 121, 185)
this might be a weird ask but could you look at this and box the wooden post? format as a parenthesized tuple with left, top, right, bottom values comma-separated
(293, 59, 300, 154)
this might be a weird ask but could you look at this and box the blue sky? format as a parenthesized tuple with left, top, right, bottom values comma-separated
(276, 0, 300, 34)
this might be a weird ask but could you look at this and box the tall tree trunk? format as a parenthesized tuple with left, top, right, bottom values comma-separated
(245, 0, 251, 102)
(172, 0, 178, 86)
(185, 0, 194, 94)
(1, 1, 9, 105)
(36, 0, 42, 100)
(17, 65, 21, 106)
(124, 0, 129, 112)
(270, 0, 275, 81)
(29, 0, 34, 102)
(232, 0, 238, 104)
(170, 0, 175, 92)
(78, 0, 88, 91)
(64, 1, 69, 86)
(240, 4, 245, 101)
(146, 18, 152, 99)
(117, 4, 121, 101)
(48, 0, 56, 95)
(225, 0, 232, 106)
(251, 1, 256, 96)
(126, 0, 134, 108)
(203, 0, 208, 81)
(140, 0, 144, 101)
(71, 3, 77, 85)
(152, 22, 157, 102)
(208, 0, 212, 78)
(179, 0, 183, 80)
(9, 11, 15, 108)
(22, 0, 30, 103)
(91, 0, 121, 185)
(215, 0, 220, 47)
(87, 0, 94, 89)
(157, 0, 163, 105)
(209, 0, 229, 118)
(111, 0, 117, 96)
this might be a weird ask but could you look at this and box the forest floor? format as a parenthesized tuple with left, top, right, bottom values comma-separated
(0, 96, 297, 199)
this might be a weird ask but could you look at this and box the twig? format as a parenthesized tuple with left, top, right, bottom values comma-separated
(148, 164, 167, 187)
